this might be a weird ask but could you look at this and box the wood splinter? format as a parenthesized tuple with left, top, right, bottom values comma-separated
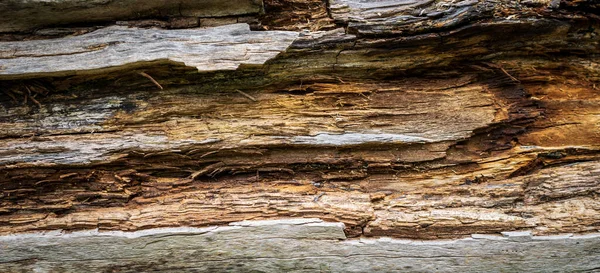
(28, 94, 42, 108)
(139, 72, 164, 90)
(23, 85, 43, 108)
(235, 89, 257, 102)
(498, 67, 521, 83)
(313, 192, 325, 202)
(484, 62, 521, 83)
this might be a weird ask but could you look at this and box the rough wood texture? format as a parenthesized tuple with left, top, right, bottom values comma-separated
(328, 0, 596, 36)
(1, 219, 599, 272)
(0, 24, 297, 79)
(260, 0, 336, 31)
(0, 0, 599, 244)
(0, 0, 262, 33)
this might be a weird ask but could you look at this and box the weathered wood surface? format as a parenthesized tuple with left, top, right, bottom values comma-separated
(0, 0, 599, 243)
(0, 24, 297, 79)
(1, 159, 599, 238)
(0, 0, 262, 33)
(1, 219, 599, 272)
(329, 0, 598, 36)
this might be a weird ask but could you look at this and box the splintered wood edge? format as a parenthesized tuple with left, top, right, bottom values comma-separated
(0, 24, 299, 80)
(1, 218, 599, 272)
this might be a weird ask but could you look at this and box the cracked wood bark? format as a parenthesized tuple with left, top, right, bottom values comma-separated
(0, 0, 599, 251)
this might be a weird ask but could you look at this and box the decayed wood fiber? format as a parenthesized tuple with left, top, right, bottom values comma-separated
(0, 0, 599, 240)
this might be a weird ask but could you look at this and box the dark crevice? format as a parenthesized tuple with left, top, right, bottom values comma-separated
(510, 149, 600, 179)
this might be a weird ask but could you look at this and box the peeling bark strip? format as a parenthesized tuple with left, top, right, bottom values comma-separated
(0, 24, 298, 79)
(1, 219, 600, 273)
(0, 0, 600, 245)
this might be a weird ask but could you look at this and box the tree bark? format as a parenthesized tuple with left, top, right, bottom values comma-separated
(0, 0, 599, 270)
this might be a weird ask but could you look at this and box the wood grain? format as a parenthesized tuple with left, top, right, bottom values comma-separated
(0, 0, 599, 243)
(0, 24, 298, 79)
(0, 0, 263, 33)
(1, 219, 599, 272)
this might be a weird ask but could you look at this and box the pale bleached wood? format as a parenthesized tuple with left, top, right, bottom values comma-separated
(1, 218, 599, 273)
(0, 24, 298, 79)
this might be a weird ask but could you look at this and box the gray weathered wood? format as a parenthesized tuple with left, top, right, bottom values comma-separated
(1, 218, 599, 272)
(0, 24, 298, 79)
